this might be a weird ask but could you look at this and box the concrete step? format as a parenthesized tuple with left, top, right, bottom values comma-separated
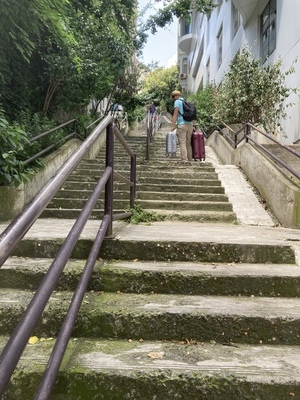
(1, 289, 300, 344)
(2, 258, 300, 297)
(40, 208, 128, 220)
(135, 199, 233, 211)
(56, 189, 131, 199)
(70, 165, 217, 177)
(40, 208, 236, 222)
(137, 184, 225, 193)
(136, 177, 222, 186)
(141, 160, 214, 169)
(136, 191, 229, 202)
(12, 235, 295, 264)
(136, 171, 219, 179)
(147, 209, 236, 223)
(55, 189, 229, 203)
(47, 198, 233, 212)
(3, 336, 300, 399)
(61, 181, 225, 193)
(63, 175, 222, 187)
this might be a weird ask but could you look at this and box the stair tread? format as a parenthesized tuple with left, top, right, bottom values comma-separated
(3, 258, 299, 277)
(2, 289, 300, 319)
(2, 336, 300, 385)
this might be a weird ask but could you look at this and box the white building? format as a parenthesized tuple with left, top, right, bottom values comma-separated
(177, 0, 300, 144)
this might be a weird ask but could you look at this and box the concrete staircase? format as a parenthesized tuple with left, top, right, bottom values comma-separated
(41, 136, 147, 219)
(1, 224, 300, 399)
(1, 125, 300, 398)
(42, 129, 236, 223)
(137, 130, 236, 222)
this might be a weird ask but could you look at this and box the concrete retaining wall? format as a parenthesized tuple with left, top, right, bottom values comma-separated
(207, 132, 300, 228)
(0, 139, 81, 221)
(0, 126, 107, 221)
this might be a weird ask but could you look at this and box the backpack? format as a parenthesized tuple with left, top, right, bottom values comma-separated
(179, 99, 197, 122)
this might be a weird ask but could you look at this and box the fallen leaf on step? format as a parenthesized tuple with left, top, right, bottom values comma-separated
(28, 336, 39, 345)
(148, 352, 164, 359)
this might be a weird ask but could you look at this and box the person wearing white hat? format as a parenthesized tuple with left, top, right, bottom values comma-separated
(170, 90, 193, 162)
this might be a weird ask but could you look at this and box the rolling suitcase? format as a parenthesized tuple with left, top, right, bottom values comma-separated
(166, 130, 177, 157)
(191, 130, 205, 161)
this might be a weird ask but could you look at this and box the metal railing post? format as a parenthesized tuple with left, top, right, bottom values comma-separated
(145, 111, 150, 161)
(245, 123, 250, 143)
(234, 132, 238, 149)
(130, 154, 136, 208)
(73, 119, 77, 138)
(105, 122, 114, 236)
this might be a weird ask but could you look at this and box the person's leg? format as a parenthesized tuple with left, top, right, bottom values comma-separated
(177, 125, 187, 161)
(186, 124, 193, 161)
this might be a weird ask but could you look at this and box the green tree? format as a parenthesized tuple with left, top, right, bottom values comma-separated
(0, 0, 72, 120)
(188, 85, 215, 131)
(144, 0, 215, 34)
(0, 107, 29, 186)
(213, 48, 298, 132)
(0, 0, 139, 120)
(141, 65, 179, 110)
(0, 0, 140, 185)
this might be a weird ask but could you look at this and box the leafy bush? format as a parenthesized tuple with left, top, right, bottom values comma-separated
(16, 111, 59, 160)
(76, 113, 98, 136)
(213, 48, 298, 132)
(128, 106, 146, 124)
(0, 108, 29, 186)
(188, 85, 216, 132)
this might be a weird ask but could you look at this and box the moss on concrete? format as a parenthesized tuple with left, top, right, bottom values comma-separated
(3, 260, 300, 298)
(12, 239, 295, 264)
(3, 365, 300, 400)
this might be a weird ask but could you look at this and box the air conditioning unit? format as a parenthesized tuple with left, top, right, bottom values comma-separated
(180, 73, 187, 79)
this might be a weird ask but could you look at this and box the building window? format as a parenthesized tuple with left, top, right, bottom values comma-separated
(206, 58, 210, 84)
(232, 3, 241, 38)
(192, 38, 204, 78)
(216, 0, 223, 15)
(206, 14, 210, 46)
(180, 13, 192, 36)
(261, 0, 276, 62)
(182, 58, 188, 75)
(217, 25, 223, 68)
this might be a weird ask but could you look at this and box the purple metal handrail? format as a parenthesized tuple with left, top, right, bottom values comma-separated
(146, 111, 152, 160)
(24, 119, 78, 166)
(245, 123, 300, 181)
(0, 114, 137, 397)
(146, 111, 161, 161)
(217, 122, 300, 181)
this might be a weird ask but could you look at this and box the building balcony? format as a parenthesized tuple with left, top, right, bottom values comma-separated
(178, 33, 193, 55)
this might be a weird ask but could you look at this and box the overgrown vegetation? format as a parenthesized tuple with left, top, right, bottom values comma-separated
(0, 0, 142, 185)
(0, 0, 139, 121)
(212, 48, 298, 132)
(0, 108, 30, 186)
(143, 0, 215, 34)
(128, 204, 166, 224)
(187, 86, 215, 132)
(138, 65, 180, 113)
(184, 48, 298, 134)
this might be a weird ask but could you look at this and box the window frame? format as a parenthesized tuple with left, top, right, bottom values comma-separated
(217, 25, 223, 68)
(261, 0, 276, 63)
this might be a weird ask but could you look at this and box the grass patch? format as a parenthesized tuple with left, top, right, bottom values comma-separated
(128, 204, 166, 224)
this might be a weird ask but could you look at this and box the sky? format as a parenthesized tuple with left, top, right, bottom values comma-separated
(138, 0, 178, 68)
